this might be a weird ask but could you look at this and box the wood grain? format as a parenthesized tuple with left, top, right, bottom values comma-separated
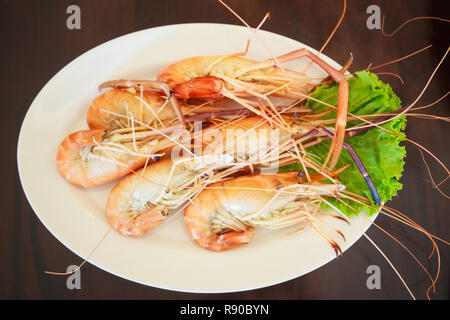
(1, 0, 448, 299)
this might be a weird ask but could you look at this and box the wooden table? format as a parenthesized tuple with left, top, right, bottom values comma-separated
(2, 0, 448, 299)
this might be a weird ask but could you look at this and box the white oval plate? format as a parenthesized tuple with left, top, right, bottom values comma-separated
(18, 23, 376, 293)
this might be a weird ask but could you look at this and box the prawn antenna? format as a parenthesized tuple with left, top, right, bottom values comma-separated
(45, 228, 112, 276)
(382, 15, 450, 37)
(218, 0, 280, 66)
(302, 0, 347, 73)
(367, 44, 432, 71)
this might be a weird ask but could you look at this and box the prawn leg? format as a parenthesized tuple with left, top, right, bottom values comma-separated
(297, 126, 381, 205)
(243, 48, 349, 170)
(184, 173, 346, 252)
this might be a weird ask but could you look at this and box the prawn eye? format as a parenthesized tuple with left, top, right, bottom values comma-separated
(180, 166, 187, 171)
(165, 188, 171, 193)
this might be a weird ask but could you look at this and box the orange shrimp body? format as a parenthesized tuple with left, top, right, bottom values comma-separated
(57, 130, 111, 187)
(87, 89, 184, 130)
(158, 49, 349, 170)
(158, 55, 312, 100)
(198, 115, 316, 168)
(106, 156, 233, 237)
(56, 127, 174, 188)
(184, 173, 343, 252)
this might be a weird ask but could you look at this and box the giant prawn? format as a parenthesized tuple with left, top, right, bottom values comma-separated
(184, 172, 347, 253)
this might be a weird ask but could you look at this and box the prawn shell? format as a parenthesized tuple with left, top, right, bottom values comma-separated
(184, 173, 300, 252)
(216, 173, 300, 217)
(184, 172, 345, 252)
(87, 89, 175, 130)
(158, 55, 270, 88)
(106, 172, 165, 237)
(106, 157, 208, 237)
(56, 129, 148, 188)
(172, 77, 224, 99)
(158, 56, 223, 87)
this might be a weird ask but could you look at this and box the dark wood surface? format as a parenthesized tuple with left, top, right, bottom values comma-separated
(1, 0, 448, 300)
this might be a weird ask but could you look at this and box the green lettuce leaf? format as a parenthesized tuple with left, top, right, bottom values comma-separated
(280, 71, 406, 216)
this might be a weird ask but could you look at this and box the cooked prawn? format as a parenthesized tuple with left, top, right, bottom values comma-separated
(106, 155, 233, 237)
(56, 126, 175, 187)
(87, 88, 190, 130)
(157, 49, 349, 169)
(184, 172, 345, 252)
(99, 79, 187, 127)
